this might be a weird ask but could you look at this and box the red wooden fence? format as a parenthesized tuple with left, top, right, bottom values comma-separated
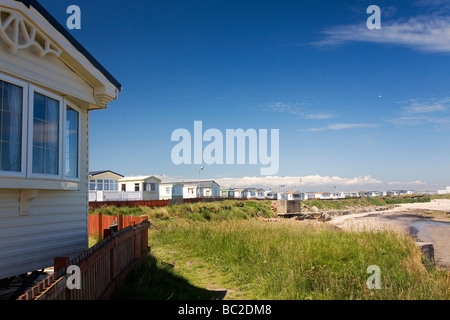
(88, 213, 147, 238)
(17, 219, 150, 300)
(89, 199, 170, 209)
(88, 197, 229, 209)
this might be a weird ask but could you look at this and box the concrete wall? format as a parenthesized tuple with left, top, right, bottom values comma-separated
(276, 200, 301, 214)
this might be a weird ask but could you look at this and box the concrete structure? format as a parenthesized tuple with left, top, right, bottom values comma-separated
(276, 200, 302, 214)
(118, 176, 161, 200)
(0, 0, 121, 280)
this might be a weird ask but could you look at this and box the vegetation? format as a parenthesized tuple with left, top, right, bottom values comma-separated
(302, 195, 432, 211)
(110, 199, 450, 300)
(90, 200, 274, 225)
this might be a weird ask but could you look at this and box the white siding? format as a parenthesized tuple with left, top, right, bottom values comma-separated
(0, 105, 90, 280)
(0, 39, 96, 107)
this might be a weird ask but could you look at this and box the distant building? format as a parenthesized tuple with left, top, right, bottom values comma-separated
(233, 188, 245, 198)
(118, 175, 161, 200)
(243, 188, 265, 199)
(437, 186, 450, 195)
(265, 190, 278, 200)
(343, 191, 361, 198)
(182, 180, 220, 198)
(220, 188, 235, 198)
(159, 181, 184, 200)
(89, 170, 124, 201)
(361, 191, 383, 198)
(277, 191, 307, 201)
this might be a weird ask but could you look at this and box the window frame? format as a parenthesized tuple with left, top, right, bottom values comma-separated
(0, 74, 82, 189)
(63, 100, 81, 182)
(27, 85, 64, 180)
(0, 73, 28, 178)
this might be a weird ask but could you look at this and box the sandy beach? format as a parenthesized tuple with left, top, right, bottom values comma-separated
(328, 199, 450, 270)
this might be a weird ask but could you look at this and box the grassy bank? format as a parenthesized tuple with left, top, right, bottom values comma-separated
(110, 200, 450, 300)
(302, 195, 433, 211)
(90, 200, 275, 225)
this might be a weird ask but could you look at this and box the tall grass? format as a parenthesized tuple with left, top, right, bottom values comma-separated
(149, 219, 449, 299)
(90, 200, 275, 224)
(113, 217, 450, 300)
(106, 199, 450, 300)
(303, 195, 432, 211)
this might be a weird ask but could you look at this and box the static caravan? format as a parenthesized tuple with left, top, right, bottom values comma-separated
(220, 188, 235, 198)
(89, 170, 124, 201)
(233, 188, 244, 198)
(243, 188, 265, 199)
(0, 0, 121, 280)
(182, 180, 220, 198)
(264, 190, 277, 200)
(277, 191, 307, 201)
(159, 181, 184, 200)
(118, 176, 161, 201)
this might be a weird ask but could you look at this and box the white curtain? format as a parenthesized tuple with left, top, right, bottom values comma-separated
(1, 81, 22, 172)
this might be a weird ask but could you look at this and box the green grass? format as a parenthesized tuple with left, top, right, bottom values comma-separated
(303, 195, 432, 211)
(112, 200, 450, 300)
(90, 200, 275, 226)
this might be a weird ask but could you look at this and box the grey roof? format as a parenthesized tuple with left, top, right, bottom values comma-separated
(89, 170, 124, 177)
(161, 180, 219, 188)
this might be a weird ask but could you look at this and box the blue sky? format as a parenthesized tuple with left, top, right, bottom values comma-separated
(41, 0, 450, 191)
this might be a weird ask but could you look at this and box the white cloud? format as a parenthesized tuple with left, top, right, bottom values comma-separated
(401, 98, 450, 114)
(314, 15, 450, 53)
(387, 180, 426, 185)
(302, 123, 380, 132)
(261, 102, 335, 120)
(262, 102, 305, 115)
(303, 113, 335, 120)
(390, 97, 450, 130)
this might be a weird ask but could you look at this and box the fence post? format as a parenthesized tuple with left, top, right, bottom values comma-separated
(118, 214, 123, 230)
(103, 229, 114, 281)
(98, 212, 103, 239)
(141, 223, 148, 256)
(54, 257, 70, 300)
(134, 225, 141, 260)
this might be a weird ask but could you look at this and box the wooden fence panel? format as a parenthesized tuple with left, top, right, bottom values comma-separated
(88, 213, 147, 238)
(17, 219, 151, 300)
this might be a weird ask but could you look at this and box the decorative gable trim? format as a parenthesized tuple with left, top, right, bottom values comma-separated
(0, 6, 62, 57)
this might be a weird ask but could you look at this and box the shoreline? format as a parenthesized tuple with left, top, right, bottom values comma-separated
(325, 199, 450, 270)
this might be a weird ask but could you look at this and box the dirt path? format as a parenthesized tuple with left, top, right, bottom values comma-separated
(328, 199, 450, 270)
